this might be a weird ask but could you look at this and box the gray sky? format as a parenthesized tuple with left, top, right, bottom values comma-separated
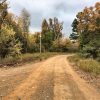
(8, 0, 99, 37)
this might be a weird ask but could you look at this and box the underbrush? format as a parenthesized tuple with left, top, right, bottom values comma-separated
(68, 54, 100, 75)
(0, 52, 58, 67)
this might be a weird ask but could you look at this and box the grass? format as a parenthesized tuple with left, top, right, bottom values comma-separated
(0, 52, 58, 67)
(68, 54, 100, 75)
(78, 59, 100, 75)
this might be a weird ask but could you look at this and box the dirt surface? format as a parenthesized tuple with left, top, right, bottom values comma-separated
(69, 62, 100, 93)
(0, 55, 100, 100)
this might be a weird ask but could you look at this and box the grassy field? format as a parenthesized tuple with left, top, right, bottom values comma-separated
(0, 52, 59, 67)
(68, 54, 100, 75)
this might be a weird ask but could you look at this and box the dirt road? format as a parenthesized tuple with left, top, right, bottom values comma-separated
(0, 55, 100, 100)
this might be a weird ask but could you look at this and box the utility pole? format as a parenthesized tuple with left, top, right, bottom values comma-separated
(40, 33, 42, 54)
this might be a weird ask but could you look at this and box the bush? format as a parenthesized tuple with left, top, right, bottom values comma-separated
(50, 38, 75, 52)
(0, 56, 20, 66)
(81, 44, 100, 59)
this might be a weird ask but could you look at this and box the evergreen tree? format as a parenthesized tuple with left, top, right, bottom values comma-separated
(69, 18, 79, 40)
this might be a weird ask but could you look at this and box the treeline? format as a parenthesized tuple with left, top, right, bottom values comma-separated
(0, 0, 31, 58)
(1, 0, 99, 60)
(0, 0, 76, 59)
(70, 2, 100, 60)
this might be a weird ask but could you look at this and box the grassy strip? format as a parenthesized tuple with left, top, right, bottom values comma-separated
(68, 54, 100, 75)
(0, 52, 58, 67)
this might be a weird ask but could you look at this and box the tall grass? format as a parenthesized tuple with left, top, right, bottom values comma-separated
(68, 54, 100, 75)
(0, 52, 58, 67)
(78, 59, 100, 75)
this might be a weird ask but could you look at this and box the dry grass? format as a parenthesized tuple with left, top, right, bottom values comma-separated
(0, 52, 58, 67)
(68, 54, 100, 75)
(78, 59, 100, 75)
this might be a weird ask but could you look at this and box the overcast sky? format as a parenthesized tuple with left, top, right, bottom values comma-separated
(8, 0, 99, 37)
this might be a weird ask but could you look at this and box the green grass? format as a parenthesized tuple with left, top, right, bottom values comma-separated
(0, 52, 58, 67)
(68, 54, 100, 75)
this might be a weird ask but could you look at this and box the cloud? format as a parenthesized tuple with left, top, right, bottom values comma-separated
(8, 0, 99, 37)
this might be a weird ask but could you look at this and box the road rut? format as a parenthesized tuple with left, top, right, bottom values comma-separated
(0, 55, 100, 100)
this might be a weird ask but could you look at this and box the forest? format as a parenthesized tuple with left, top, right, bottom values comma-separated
(0, 0, 100, 66)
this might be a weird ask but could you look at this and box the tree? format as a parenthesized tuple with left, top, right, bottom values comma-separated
(32, 32, 45, 52)
(41, 17, 63, 41)
(41, 19, 54, 51)
(4, 13, 25, 53)
(0, 24, 22, 58)
(51, 38, 72, 52)
(53, 17, 63, 40)
(4, 12, 33, 53)
(73, 2, 100, 58)
(19, 8, 31, 53)
(41, 17, 63, 51)
(20, 8, 30, 33)
(41, 19, 49, 34)
(0, 0, 8, 29)
(69, 18, 79, 40)
(42, 31, 53, 51)
(69, 32, 79, 40)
